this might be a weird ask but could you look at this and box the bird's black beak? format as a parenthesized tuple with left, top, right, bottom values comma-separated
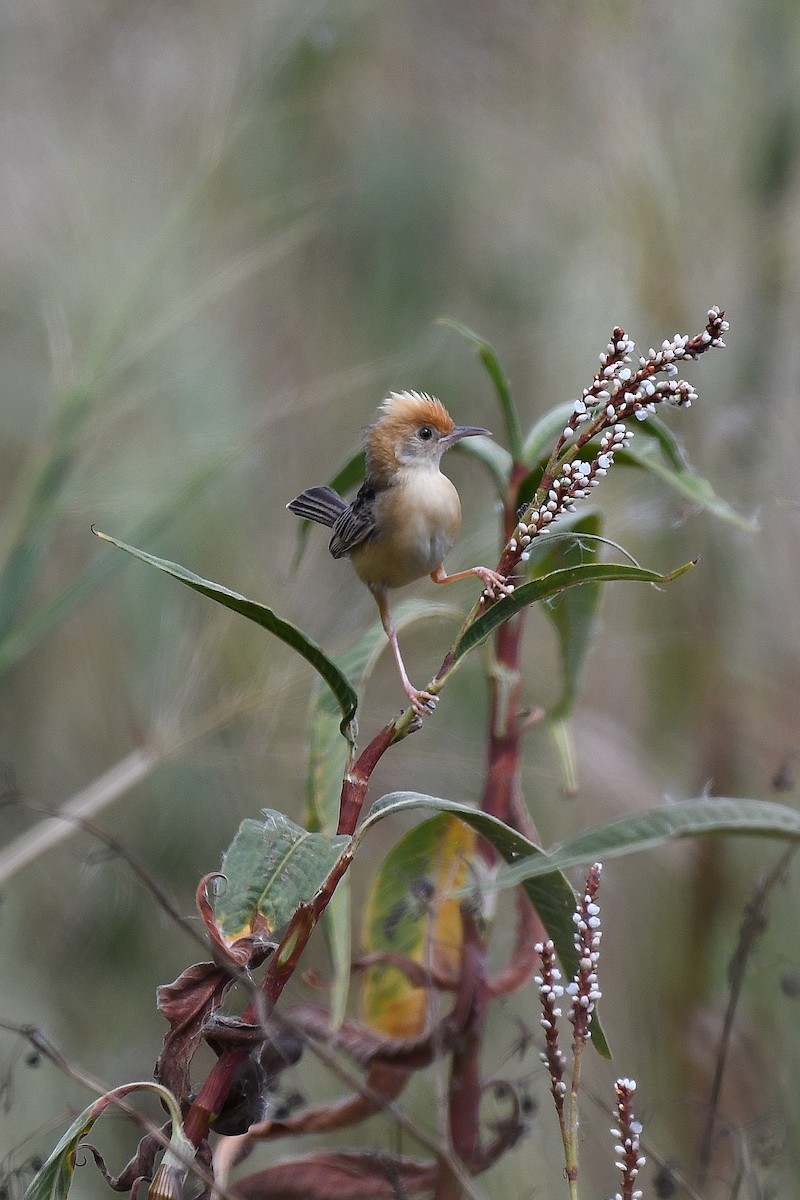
(440, 424, 492, 448)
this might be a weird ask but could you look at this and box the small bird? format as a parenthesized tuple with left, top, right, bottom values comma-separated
(287, 391, 510, 714)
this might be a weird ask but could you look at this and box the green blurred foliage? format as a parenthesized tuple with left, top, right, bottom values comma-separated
(1, 1, 799, 1196)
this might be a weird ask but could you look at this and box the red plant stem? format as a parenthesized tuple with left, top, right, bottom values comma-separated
(488, 888, 543, 997)
(183, 856, 355, 1148)
(338, 722, 397, 835)
(182, 1046, 249, 1146)
(183, 700, 404, 1151)
(184, 464, 538, 1159)
(432, 911, 489, 1200)
(447, 909, 489, 1166)
(482, 466, 541, 843)
(435, 469, 538, 1199)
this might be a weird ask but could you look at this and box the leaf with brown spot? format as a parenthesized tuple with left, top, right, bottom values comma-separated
(360, 814, 474, 1038)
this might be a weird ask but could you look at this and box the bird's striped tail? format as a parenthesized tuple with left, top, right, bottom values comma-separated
(286, 485, 348, 528)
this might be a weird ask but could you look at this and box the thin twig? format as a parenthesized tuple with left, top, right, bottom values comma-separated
(0, 748, 160, 884)
(696, 843, 798, 1187)
(0, 1021, 237, 1200)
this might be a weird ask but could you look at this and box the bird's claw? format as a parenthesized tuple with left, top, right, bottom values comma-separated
(407, 688, 438, 716)
(478, 568, 514, 601)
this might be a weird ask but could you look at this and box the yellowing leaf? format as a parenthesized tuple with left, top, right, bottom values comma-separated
(361, 815, 476, 1037)
(214, 812, 351, 944)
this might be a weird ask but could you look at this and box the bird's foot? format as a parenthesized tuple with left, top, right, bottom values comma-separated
(405, 686, 439, 716)
(476, 567, 514, 601)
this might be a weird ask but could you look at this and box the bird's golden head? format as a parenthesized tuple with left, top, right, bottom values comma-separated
(377, 390, 455, 436)
(366, 391, 488, 481)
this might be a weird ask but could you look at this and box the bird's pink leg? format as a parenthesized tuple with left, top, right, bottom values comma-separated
(371, 586, 438, 715)
(430, 563, 513, 598)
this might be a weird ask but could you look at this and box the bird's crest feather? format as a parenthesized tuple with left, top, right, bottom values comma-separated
(365, 391, 457, 483)
(377, 390, 454, 434)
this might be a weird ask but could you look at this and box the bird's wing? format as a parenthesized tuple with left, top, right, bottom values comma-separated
(287, 485, 348, 529)
(328, 483, 377, 558)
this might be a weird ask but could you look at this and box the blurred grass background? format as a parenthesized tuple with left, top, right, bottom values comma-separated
(1, 1, 799, 1196)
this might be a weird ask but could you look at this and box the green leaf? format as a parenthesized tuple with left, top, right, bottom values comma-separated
(453, 559, 695, 665)
(629, 413, 690, 472)
(494, 798, 800, 890)
(24, 1081, 187, 1200)
(307, 599, 460, 822)
(358, 792, 610, 1057)
(617, 426, 758, 531)
(290, 449, 365, 570)
(453, 435, 513, 499)
(548, 715, 579, 798)
(521, 402, 574, 468)
(327, 449, 367, 497)
(517, 407, 756, 533)
(214, 811, 351, 943)
(514, 402, 576, 511)
(439, 318, 524, 460)
(536, 513, 604, 718)
(323, 881, 352, 1030)
(530, 513, 604, 794)
(92, 530, 358, 737)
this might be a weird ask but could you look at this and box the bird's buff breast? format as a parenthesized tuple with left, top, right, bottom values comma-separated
(350, 471, 461, 590)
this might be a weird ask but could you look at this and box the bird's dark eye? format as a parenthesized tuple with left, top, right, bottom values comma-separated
(418, 425, 434, 441)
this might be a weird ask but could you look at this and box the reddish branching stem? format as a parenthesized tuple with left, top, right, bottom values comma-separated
(338, 723, 397, 835)
(446, 907, 490, 1168)
(181, 308, 727, 1190)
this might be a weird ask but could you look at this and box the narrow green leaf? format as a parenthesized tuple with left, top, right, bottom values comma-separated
(536, 513, 604, 718)
(327, 449, 367, 497)
(215, 811, 351, 943)
(508, 515, 606, 794)
(629, 413, 690, 472)
(324, 881, 352, 1030)
(495, 798, 800, 889)
(548, 715, 579, 797)
(453, 428, 513, 499)
(514, 466, 544, 511)
(24, 1081, 186, 1200)
(617, 436, 758, 531)
(358, 792, 611, 1057)
(521, 402, 574, 468)
(307, 721, 351, 830)
(439, 318, 524, 460)
(453, 559, 695, 665)
(518, 407, 755, 532)
(92, 530, 358, 736)
(307, 671, 358, 1028)
(308, 599, 460, 809)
